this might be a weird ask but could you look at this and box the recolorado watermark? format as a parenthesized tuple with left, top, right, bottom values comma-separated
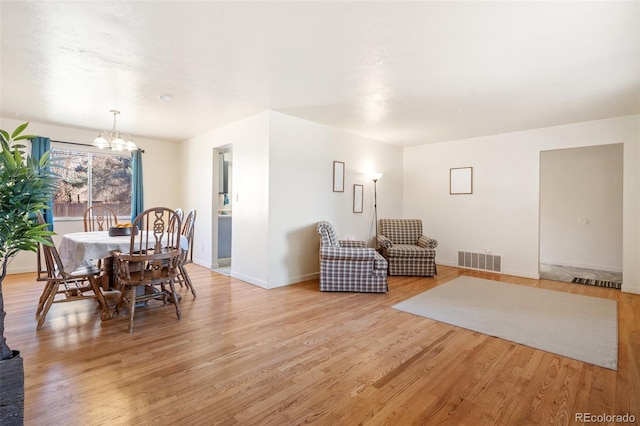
(575, 412, 636, 423)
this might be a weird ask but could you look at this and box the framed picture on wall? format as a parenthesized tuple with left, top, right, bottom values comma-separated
(450, 167, 473, 194)
(333, 161, 345, 192)
(353, 184, 363, 213)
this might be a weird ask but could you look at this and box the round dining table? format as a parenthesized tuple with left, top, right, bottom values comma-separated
(58, 231, 188, 289)
(59, 231, 133, 274)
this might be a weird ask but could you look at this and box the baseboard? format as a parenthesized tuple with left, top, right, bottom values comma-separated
(7, 265, 37, 275)
(438, 260, 539, 280)
(229, 271, 320, 289)
(266, 272, 320, 289)
(503, 269, 540, 280)
(229, 271, 268, 289)
(191, 258, 211, 269)
(621, 283, 640, 294)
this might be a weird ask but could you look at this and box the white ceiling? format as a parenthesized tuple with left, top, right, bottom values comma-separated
(1, 1, 638, 146)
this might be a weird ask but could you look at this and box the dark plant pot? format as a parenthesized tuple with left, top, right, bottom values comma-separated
(0, 350, 24, 426)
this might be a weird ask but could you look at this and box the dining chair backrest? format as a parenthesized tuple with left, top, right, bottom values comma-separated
(84, 205, 118, 232)
(34, 211, 108, 329)
(181, 209, 196, 263)
(130, 207, 182, 256)
(175, 208, 184, 222)
(36, 212, 66, 279)
(113, 207, 184, 332)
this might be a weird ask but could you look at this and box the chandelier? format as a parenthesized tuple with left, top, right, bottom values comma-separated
(93, 110, 138, 151)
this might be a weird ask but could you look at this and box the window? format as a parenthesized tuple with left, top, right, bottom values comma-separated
(51, 148, 132, 218)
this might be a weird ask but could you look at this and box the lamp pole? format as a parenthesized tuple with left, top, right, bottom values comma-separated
(373, 178, 378, 248)
(372, 173, 382, 249)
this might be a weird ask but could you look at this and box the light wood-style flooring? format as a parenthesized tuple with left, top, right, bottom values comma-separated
(2, 265, 639, 425)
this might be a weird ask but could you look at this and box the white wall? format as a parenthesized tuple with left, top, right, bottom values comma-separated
(266, 112, 403, 288)
(180, 111, 403, 288)
(226, 113, 271, 286)
(179, 112, 271, 285)
(178, 128, 216, 268)
(540, 144, 623, 272)
(403, 114, 640, 294)
(1, 117, 182, 274)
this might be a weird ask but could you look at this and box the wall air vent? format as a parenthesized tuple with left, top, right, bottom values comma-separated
(457, 251, 502, 273)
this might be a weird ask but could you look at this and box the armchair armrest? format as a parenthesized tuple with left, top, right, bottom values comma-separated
(417, 235, 438, 249)
(339, 240, 367, 248)
(320, 246, 377, 261)
(377, 235, 392, 249)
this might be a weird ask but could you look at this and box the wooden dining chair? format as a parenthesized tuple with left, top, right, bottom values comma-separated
(83, 205, 118, 232)
(112, 207, 183, 333)
(35, 212, 111, 329)
(175, 209, 196, 297)
(83, 204, 119, 275)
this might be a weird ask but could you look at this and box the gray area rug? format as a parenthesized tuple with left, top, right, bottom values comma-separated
(392, 276, 618, 370)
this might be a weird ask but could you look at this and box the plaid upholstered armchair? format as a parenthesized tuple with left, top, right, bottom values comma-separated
(377, 219, 438, 276)
(316, 221, 388, 293)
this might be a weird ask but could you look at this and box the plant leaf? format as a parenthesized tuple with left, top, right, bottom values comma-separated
(14, 134, 38, 141)
(11, 122, 29, 139)
(2, 146, 17, 169)
(13, 147, 23, 163)
(39, 150, 51, 167)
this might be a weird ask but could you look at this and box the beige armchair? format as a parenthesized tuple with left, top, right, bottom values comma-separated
(317, 221, 388, 292)
(377, 219, 438, 276)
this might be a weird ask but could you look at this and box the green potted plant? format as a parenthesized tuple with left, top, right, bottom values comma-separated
(0, 123, 58, 424)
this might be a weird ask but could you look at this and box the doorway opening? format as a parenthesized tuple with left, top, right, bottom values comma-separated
(539, 144, 623, 288)
(213, 147, 232, 275)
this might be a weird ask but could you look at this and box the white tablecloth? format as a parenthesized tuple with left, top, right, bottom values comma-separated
(59, 231, 187, 273)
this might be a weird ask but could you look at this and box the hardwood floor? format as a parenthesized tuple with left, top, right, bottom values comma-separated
(2, 265, 639, 425)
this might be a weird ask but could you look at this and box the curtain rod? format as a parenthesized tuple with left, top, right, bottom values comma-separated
(50, 139, 145, 153)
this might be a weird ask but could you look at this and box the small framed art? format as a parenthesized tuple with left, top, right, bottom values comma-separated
(353, 184, 363, 213)
(450, 167, 473, 194)
(333, 161, 345, 192)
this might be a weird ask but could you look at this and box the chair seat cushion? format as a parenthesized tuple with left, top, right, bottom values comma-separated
(385, 244, 435, 259)
(68, 265, 101, 277)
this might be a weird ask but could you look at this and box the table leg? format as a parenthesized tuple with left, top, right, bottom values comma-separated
(100, 256, 115, 291)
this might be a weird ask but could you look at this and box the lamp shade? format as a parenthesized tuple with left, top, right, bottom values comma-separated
(371, 172, 383, 181)
(92, 110, 138, 151)
(93, 134, 109, 149)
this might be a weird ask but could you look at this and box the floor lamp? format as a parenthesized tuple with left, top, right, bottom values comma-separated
(371, 173, 383, 248)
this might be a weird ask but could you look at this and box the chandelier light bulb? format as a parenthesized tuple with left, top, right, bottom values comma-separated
(93, 134, 109, 149)
(92, 110, 138, 152)
(112, 137, 126, 151)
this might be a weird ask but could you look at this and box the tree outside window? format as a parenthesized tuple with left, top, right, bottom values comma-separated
(51, 149, 132, 218)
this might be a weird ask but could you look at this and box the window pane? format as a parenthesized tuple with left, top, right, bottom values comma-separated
(50, 148, 133, 219)
(52, 149, 88, 218)
(91, 153, 132, 217)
